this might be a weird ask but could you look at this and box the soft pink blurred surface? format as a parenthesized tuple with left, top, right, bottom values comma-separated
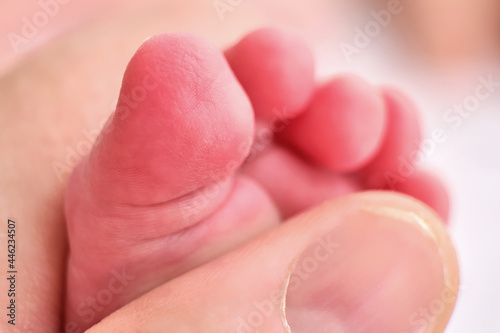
(2, 1, 499, 331)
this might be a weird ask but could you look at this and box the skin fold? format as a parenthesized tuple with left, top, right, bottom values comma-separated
(0, 1, 458, 332)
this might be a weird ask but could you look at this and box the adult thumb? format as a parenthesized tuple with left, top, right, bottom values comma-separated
(88, 192, 459, 333)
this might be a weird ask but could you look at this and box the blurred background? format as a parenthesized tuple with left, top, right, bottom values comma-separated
(1, 0, 499, 331)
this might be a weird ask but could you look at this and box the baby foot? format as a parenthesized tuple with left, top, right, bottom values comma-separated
(64, 28, 449, 332)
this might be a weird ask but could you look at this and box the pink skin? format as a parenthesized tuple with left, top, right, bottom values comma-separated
(225, 27, 315, 122)
(278, 75, 387, 173)
(65, 28, 450, 330)
(392, 169, 450, 222)
(243, 144, 361, 218)
(357, 88, 450, 220)
(65, 33, 280, 329)
(359, 87, 423, 188)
